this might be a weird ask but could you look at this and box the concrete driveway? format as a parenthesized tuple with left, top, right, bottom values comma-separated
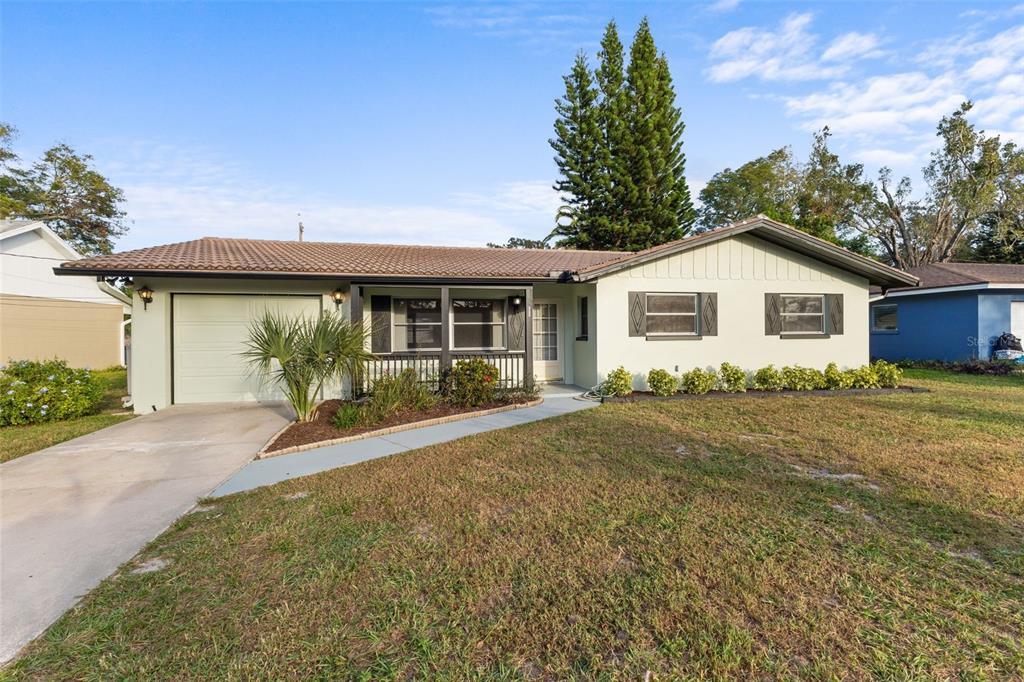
(0, 402, 290, 663)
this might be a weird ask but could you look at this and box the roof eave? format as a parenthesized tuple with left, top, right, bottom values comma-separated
(574, 218, 919, 288)
(52, 265, 560, 284)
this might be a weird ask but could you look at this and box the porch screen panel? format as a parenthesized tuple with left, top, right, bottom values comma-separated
(393, 298, 442, 351)
(453, 299, 505, 349)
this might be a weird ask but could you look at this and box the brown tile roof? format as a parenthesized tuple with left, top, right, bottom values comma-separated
(889, 262, 1024, 291)
(57, 237, 629, 281)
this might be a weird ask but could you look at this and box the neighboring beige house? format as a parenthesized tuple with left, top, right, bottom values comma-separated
(54, 216, 917, 413)
(1, 220, 130, 369)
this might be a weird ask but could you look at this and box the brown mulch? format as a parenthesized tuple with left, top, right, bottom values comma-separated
(264, 398, 531, 454)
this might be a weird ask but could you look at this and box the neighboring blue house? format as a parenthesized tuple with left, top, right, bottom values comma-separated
(870, 263, 1024, 361)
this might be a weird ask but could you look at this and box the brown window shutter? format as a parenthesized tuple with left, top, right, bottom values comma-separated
(765, 293, 782, 335)
(827, 294, 844, 334)
(370, 295, 391, 353)
(699, 293, 718, 336)
(628, 292, 646, 336)
(506, 296, 526, 351)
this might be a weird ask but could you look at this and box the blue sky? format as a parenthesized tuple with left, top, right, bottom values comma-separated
(2, 1, 1022, 251)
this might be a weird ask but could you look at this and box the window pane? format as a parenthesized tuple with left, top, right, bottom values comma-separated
(646, 314, 697, 334)
(781, 314, 823, 333)
(454, 324, 504, 349)
(873, 305, 898, 331)
(647, 294, 696, 314)
(453, 299, 504, 323)
(398, 324, 441, 350)
(395, 298, 441, 324)
(781, 295, 822, 314)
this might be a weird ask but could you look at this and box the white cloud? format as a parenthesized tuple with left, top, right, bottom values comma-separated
(821, 32, 883, 62)
(707, 13, 849, 82)
(852, 148, 919, 166)
(707, 0, 742, 13)
(97, 141, 552, 251)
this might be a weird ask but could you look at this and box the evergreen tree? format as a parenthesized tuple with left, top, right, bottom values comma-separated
(967, 215, 1024, 263)
(549, 18, 694, 251)
(548, 52, 603, 249)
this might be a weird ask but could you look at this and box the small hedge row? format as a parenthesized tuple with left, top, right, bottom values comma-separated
(1, 359, 105, 426)
(601, 360, 903, 397)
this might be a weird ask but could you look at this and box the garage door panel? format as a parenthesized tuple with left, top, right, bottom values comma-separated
(173, 295, 321, 404)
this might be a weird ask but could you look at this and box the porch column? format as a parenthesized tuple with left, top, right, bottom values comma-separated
(524, 285, 534, 386)
(440, 285, 451, 374)
(349, 284, 363, 397)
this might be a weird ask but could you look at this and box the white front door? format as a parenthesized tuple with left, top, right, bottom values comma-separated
(1012, 301, 1024, 340)
(532, 300, 563, 382)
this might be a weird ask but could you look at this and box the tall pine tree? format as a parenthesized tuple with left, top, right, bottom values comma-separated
(549, 52, 603, 248)
(550, 18, 694, 251)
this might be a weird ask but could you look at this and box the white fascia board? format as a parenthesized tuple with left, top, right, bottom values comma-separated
(879, 282, 1024, 299)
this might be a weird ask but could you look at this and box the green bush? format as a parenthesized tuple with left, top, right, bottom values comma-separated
(496, 377, 541, 404)
(331, 402, 363, 429)
(873, 360, 903, 388)
(366, 368, 437, 421)
(824, 362, 853, 390)
(0, 359, 105, 426)
(681, 367, 717, 395)
(751, 365, 785, 391)
(846, 365, 881, 389)
(782, 365, 826, 391)
(446, 358, 500, 407)
(718, 362, 747, 393)
(602, 366, 634, 397)
(647, 368, 677, 396)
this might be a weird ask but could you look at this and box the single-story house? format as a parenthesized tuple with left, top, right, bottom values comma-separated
(870, 262, 1024, 362)
(1, 220, 131, 369)
(54, 216, 917, 413)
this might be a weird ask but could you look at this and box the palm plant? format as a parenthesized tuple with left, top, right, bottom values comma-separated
(243, 312, 371, 422)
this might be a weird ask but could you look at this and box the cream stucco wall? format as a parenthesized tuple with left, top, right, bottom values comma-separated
(592, 234, 870, 389)
(129, 277, 344, 413)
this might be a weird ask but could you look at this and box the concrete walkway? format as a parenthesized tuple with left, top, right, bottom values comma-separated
(0, 402, 291, 664)
(213, 386, 597, 497)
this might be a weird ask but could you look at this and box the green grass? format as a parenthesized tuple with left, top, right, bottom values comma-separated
(8, 370, 1024, 678)
(0, 367, 132, 463)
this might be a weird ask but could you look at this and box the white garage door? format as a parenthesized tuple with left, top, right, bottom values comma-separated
(173, 294, 322, 404)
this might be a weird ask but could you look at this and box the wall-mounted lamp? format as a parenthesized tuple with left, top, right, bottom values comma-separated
(511, 296, 523, 307)
(331, 288, 346, 310)
(137, 285, 154, 310)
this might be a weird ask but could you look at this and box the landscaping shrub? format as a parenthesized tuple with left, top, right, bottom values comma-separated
(873, 360, 903, 388)
(602, 366, 633, 397)
(330, 402, 362, 429)
(647, 368, 677, 396)
(0, 359, 104, 426)
(496, 377, 541, 404)
(824, 362, 853, 390)
(752, 365, 785, 391)
(718, 362, 747, 393)
(894, 358, 1021, 376)
(846, 365, 881, 389)
(782, 365, 826, 391)
(680, 367, 717, 395)
(446, 358, 500, 407)
(365, 368, 437, 421)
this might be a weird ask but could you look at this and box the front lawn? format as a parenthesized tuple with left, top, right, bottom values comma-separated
(0, 367, 132, 463)
(9, 369, 1023, 678)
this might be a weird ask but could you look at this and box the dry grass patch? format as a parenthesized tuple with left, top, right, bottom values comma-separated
(8, 369, 1024, 679)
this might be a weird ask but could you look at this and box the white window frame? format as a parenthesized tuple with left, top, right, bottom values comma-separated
(392, 298, 443, 352)
(451, 298, 507, 351)
(780, 294, 825, 335)
(645, 292, 699, 337)
(872, 304, 899, 333)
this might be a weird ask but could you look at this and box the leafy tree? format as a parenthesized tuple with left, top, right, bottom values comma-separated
(697, 147, 799, 229)
(850, 102, 1023, 268)
(486, 237, 551, 249)
(964, 215, 1024, 263)
(549, 18, 694, 251)
(0, 124, 128, 255)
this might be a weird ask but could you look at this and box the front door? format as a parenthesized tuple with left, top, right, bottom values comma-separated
(532, 300, 563, 382)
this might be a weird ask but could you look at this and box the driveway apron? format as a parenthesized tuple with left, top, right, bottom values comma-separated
(0, 402, 290, 663)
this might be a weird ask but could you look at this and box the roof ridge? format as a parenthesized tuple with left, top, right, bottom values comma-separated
(188, 235, 629, 255)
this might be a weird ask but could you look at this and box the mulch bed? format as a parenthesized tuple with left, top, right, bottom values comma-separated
(603, 386, 928, 402)
(264, 398, 531, 454)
